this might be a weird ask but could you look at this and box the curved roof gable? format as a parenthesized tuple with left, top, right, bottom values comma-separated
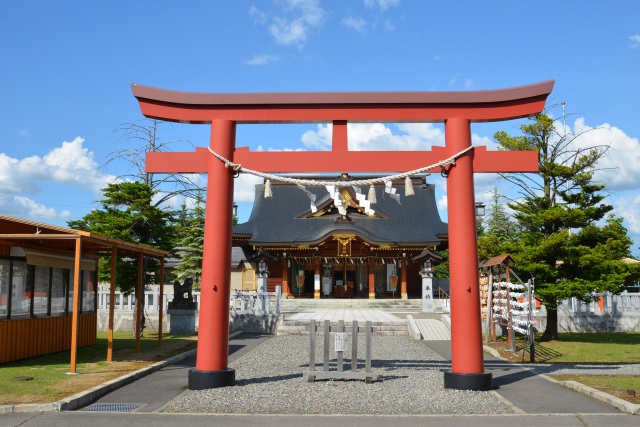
(233, 180, 447, 247)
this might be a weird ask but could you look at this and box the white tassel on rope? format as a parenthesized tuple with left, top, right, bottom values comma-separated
(404, 176, 415, 196)
(264, 179, 273, 198)
(368, 185, 377, 204)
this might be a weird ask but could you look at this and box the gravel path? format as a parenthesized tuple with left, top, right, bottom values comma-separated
(164, 335, 515, 415)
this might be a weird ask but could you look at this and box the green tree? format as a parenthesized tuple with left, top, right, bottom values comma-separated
(494, 113, 630, 340)
(172, 193, 205, 290)
(68, 181, 176, 294)
(477, 188, 520, 260)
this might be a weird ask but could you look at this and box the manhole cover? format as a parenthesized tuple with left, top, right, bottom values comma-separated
(83, 403, 144, 412)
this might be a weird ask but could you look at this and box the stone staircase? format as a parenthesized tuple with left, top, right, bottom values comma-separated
(280, 298, 424, 312)
(275, 299, 452, 336)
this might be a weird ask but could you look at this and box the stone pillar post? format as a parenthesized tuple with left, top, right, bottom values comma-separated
(421, 270, 434, 313)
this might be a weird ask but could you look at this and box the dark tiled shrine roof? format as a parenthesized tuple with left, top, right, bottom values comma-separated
(233, 181, 448, 247)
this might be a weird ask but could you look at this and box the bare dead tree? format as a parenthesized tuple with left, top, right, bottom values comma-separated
(106, 119, 204, 207)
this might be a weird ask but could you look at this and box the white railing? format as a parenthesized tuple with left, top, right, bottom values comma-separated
(97, 289, 201, 311)
(98, 286, 281, 315)
(562, 293, 640, 313)
(230, 287, 282, 315)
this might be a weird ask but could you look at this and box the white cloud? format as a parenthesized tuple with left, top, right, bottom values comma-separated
(342, 16, 367, 33)
(364, 0, 400, 11)
(251, 0, 326, 47)
(43, 137, 114, 192)
(18, 129, 29, 139)
(629, 34, 640, 49)
(301, 124, 332, 150)
(567, 118, 640, 191)
(437, 194, 447, 212)
(614, 195, 640, 234)
(234, 174, 263, 203)
(249, 6, 268, 25)
(300, 122, 447, 152)
(12, 196, 60, 219)
(0, 137, 115, 221)
(244, 54, 279, 65)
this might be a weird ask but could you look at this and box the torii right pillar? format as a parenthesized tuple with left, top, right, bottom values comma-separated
(444, 117, 491, 390)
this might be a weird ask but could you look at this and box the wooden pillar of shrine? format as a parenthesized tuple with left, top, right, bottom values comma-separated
(368, 258, 375, 299)
(400, 258, 408, 300)
(282, 256, 290, 298)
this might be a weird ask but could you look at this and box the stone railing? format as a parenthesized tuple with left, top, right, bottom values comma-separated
(98, 287, 282, 315)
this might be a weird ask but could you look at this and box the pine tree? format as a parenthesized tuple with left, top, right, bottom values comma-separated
(68, 182, 176, 294)
(494, 113, 631, 340)
(477, 188, 519, 260)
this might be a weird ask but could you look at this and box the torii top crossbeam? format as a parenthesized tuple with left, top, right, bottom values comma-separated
(132, 80, 553, 392)
(134, 81, 553, 174)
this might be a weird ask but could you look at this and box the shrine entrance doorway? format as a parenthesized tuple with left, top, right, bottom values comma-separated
(132, 80, 553, 392)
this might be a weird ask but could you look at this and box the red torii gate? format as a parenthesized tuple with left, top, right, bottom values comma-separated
(132, 80, 553, 391)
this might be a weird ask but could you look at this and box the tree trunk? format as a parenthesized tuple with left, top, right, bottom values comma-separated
(541, 306, 558, 341)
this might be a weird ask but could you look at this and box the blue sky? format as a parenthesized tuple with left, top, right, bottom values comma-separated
(1, 1, 640, 253)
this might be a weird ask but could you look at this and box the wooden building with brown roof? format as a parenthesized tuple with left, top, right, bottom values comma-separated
(232, 176, 448, 299)
(0, 214, 168, 370)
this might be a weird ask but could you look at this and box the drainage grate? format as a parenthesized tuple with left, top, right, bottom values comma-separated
(84, 403, 144, 412)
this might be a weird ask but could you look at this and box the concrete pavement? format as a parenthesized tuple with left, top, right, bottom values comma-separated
(1, 309, 639, 426)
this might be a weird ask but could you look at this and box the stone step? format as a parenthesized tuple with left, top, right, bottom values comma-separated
(280, 299, 426, 311)
(278, 320, 408, 336)
(277, 326, 408, 336)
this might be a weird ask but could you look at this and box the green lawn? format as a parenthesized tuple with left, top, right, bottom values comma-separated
(533, 332, 640, 363)
(0, 331, 197, 405)
(487, 332, 640, 404)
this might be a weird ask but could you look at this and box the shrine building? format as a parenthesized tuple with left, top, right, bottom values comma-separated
(232, 175, 447, 299)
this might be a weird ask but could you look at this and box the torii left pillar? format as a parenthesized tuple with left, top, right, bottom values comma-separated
(188, 119, 237, 388)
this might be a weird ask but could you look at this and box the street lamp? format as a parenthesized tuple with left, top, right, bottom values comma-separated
(232, 203, 238, 218)
(475, 202, 486, 217)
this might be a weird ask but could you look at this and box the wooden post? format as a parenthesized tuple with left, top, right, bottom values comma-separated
(368, 258, 375, 299)
(506, 265, 515, 353)
(69, 237, 82, 374)
(400, 258, 408, 300)
(282, 257, 290, 298)
(107, 246, 117, 362)
(158, 255, 164, 348)
(135, 252, 143, 353)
